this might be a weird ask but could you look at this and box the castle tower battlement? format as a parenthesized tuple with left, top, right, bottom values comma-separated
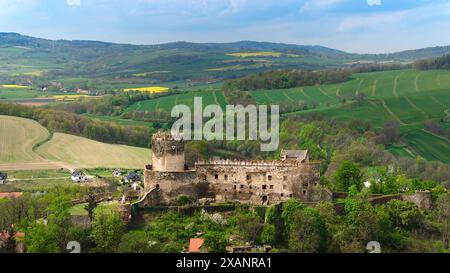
(151, 131, 185, 172)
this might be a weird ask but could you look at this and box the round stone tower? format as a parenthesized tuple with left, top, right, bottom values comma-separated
(151, 131, 185, 172)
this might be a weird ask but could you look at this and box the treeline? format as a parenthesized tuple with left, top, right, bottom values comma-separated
(347, 63, 408, 73)
(222, 69, 351, 92)
(414, 54, 450, 70)
(0, 103, 151, 148)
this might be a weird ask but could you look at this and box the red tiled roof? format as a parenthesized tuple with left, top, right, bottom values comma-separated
(0, 231, 25, 241)
(189, 238, 204, 253)
(0, 192, 23, 199)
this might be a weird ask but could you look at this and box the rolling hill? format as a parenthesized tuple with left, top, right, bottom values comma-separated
(0, 115, 49, 163)
(2, 32, 450, 83)
(125, 69, 450, 163)
(36, 132, 150, 169)
(0, 115, 151, 170)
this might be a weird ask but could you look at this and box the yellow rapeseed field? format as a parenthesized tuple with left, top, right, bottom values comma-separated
(227, 52, 282, 58)
(123, 86, 169, 93)
(23, 71, 45, 77)
(1, 84, 30, 88)
(227, 52, 301, 58)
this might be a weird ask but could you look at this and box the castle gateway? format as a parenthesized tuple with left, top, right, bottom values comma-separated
(141, 132, 332, 206)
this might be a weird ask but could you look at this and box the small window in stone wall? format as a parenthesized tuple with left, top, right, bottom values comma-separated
(283, 176, 287, 181)
(290, 193, 293, 197)
(215, 174, 219, 179)
(270, 185, 274, 189)
(246, 174, 251, 181)
(268, 175, 272, 181)
(303, 190, 306, 195)
(234, 185, 237, 190)
(281, 193, 284, 197)
(224, 174, 228, 180)
(240, 185, 244, 189)
(262, 185, 267, 190)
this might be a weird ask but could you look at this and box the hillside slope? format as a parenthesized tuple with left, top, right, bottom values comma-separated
(0, 115, 151, 170)
(2, 32, 450, 81)
(36, 132, 150, 169)
(0, 115, 49, 162)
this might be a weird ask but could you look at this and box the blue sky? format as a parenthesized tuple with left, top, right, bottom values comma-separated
(0, 0, 449, 53)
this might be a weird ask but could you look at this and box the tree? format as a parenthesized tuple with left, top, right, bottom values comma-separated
(288, 208, 327, 253)
(203, 231, 227, 253)
(91, 204, 125, 253)
(25, 222, 59, 253)
(261, 224, 276, 245)
(235, 213, 263, 243)
(281, 199, 305, 237)
(376, 121, 401, 145)
(385, 200, 424, 231)
(334, 160, 363, 192)
(85, 193, 98, 222)
(436, 195, 450, 249)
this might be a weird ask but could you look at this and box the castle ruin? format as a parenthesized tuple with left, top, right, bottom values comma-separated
(141, 132, 332, 206)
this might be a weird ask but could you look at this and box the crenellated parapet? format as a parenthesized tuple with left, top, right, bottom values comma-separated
(151, 131, 185, 172)
(152, 131, 184, 157)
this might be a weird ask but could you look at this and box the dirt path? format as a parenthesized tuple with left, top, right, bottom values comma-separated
(430, 95, 447, 108)
(414, 72, 422, 92)
(393, 76, 399, 97)
(283, 91, 296, 102)
(318, 86, 335, 100)
(404, 96, 428, 118)
(300, 88, 314, 101)
(371, 80, 378, 97)
(381, 100, 407, 125)
(355, 79, 364, 96)
(0, 161, 71, 171)
(422, 129, 450, 143)
(212, 91, 220, 105)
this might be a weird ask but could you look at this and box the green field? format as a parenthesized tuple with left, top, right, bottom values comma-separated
(124, 69, 450, 163)
(0, 115, 151, 170)
(36, 132, 151, 169)
(126, 90, 227, 112)
(0, 115, 49, 162)
(0, 169, 73, 192)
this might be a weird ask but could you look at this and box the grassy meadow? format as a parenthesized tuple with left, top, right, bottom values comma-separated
(0, 115, 151, 171)
(36, 132, 151, 169)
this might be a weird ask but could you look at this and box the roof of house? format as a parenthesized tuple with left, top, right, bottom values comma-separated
(126, 173, 141, 179)
(0, 231, 25, 242)
(0, 192, 23, 199)
(280, 150, 308, 162)
(189, 238, 204, 253)
(71, 170, 85, 176)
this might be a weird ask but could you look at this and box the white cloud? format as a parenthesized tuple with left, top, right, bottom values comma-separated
(338, 10, 406, 31)
(66, 0, 81, 6)
(367, 0, 381, 6)
(300, 0, 343, 12)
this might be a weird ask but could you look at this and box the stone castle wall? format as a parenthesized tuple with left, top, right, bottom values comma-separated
(143, 132, 328, 206)
(152, 132, 185, 172)
(144, 161, 329, 206)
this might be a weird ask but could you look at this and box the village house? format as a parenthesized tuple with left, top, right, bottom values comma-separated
(0, 172, 7, 184)
(124, 173, 141, 183)
(71, 170, 89, 183)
